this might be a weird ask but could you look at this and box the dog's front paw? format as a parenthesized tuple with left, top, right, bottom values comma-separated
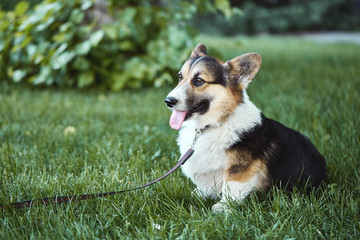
(212, 202, 230, 213)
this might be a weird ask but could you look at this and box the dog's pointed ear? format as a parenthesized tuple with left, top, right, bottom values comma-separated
(190, 43, 207, 58)
(224, 53, 262, 89)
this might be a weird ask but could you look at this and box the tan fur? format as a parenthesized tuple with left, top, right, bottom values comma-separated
(208, 87, 234, 123)
(208, 86, 240, 123)
(226, 150, 269, 187)
(178, 60, 191, 85)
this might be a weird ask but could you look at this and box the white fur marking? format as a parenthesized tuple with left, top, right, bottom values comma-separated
(166, 83, 188, 111)
(190, 56, 205, 70)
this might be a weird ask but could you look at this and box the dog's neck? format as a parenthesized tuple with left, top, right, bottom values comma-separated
(227, 91, 262, 134)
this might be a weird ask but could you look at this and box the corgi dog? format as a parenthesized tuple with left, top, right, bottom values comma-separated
(165, 43, 326, 211)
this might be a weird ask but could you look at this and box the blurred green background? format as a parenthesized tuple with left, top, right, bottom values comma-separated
(0, 0, 359, 91)
(196, 0, 360, 35)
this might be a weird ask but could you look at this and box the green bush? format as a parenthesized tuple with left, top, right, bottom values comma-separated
(0, 0, 42, 11)
(0, 0, 233, 90)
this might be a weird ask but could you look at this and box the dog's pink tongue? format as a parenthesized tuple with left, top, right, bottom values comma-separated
(170, 110, 187, 130)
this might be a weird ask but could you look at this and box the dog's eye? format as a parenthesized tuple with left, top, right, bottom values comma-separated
(193, 77, 205, 87)
(177, 72, 183, 82)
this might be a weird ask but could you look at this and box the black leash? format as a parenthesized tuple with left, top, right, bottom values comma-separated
(0, 125, 211, 210)
(0, 148, 194, 209)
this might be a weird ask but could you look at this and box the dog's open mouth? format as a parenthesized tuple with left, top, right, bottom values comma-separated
(169, 100, 210, 130)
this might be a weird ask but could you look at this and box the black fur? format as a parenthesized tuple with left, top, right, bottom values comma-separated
(185, 98, 211, 120)
(189, 56, 227, 87)
(228, 113, 326, 189)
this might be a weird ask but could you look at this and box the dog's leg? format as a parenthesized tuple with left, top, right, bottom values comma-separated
(211, 180, 253, 212)
(192, 186, 218, 200)
(212, 172, 266, 212)
(191, 170, 224, 200)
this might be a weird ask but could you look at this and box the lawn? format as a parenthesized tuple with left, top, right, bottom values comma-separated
(1, 35, 359, 239)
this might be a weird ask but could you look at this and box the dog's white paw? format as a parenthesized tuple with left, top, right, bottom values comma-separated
(212, 202, 230, 213)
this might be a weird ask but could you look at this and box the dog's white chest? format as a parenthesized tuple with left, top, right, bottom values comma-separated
(175, 100, 262, 196)
(177, 122, 234, 195)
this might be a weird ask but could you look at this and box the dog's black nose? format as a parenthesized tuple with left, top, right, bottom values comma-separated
(165, 97, 178, 108)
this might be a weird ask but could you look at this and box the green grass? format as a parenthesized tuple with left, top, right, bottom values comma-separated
(1, 35, 359, 239)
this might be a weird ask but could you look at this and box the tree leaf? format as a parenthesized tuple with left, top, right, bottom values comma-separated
(89, 30, 104, 47)
(103, 25, 118, 40)
(12, 69, 26, 82)
(33, 66, 51, 85)
(75, 41, 91, 55)
(110, 73, 128, 91)
(72, 57, 90, 71)
(78, 71, 95, 88)
(81, 1, 93, 11)
(15, 2, 30, 15)
(118, 40, 134, 50)
(215, 0, 232, 19)
(52, 51, 75, 70)
(70, 9, 85, 24)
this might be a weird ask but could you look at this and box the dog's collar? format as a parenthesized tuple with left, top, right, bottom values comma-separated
(191, 124, 211, 148)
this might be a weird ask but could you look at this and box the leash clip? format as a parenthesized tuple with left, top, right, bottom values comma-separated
(191, 125, 210, 149)
(191, 129, 201, 149)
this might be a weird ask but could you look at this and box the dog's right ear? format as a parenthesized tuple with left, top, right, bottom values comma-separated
(190, 43, 207, 58)
(224, 53, 262, 89)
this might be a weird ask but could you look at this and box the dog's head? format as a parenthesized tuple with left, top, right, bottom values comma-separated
(165, 43, 262, 130)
